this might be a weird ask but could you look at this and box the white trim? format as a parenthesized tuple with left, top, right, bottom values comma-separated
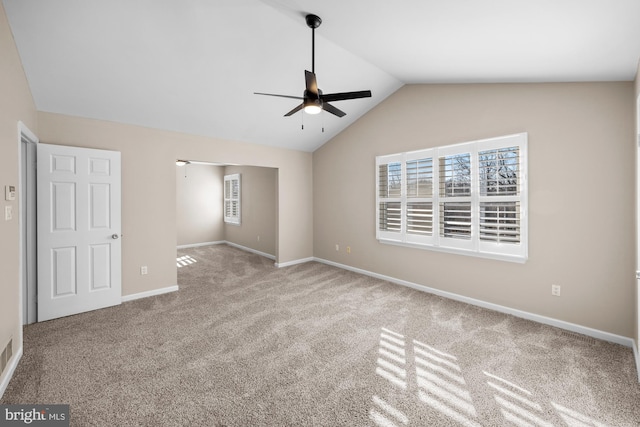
(122, 285, 179, 302)
(224, 241, 275, 260)
(176, 241, 276, 261)
(636, 92, 640, 382)
(0, 346, 23, 399)
(17, 121, 38, 348)
(314, 257, 634, 348)
(177, 241, 225, 249)
(275, 257, 315, 268)
(380, 239, 527, 264)
(634, 340, 640, 382)
(18, 121, 38, 144)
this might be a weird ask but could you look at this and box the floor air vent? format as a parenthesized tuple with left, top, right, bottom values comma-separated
(561, 330, 597, 345)
(0, 338, 12, 375)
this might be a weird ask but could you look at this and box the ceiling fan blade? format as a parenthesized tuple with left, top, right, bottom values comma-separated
(321, 90, 372, 103)
(284, 103, 304, 117)
(254, 92, 303, 100)
(322, 102, 346, 118)
(305, 70, 318, 95)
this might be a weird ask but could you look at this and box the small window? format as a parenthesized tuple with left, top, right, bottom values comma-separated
(224, 174, 241, 225)
(375, 133, 528, 262)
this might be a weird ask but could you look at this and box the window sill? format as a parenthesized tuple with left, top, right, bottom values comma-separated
(378, 238, 527, 264)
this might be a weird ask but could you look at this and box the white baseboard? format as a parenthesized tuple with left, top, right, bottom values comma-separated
(122, 285, 179, 302)
(177, 241, 225, 249)
(314, 257, 635, 348)
(178, 241, 276, 261)
(0, 345, 23, 399)
(275, 257, 315, 268)
(224, 241, 276, 260)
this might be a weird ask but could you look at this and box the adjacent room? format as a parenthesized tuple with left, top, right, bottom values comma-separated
(2, 1, 640, 425)
(176, 161, 278, 259)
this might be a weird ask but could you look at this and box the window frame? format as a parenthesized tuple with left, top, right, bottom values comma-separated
(223, 173, 241, 225)
(375, 133, 528, 263)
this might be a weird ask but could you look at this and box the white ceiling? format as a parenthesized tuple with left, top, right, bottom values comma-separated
(4, 0, 640, 152)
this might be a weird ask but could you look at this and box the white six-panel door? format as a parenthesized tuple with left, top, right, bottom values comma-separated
(37, 143, 122, 322)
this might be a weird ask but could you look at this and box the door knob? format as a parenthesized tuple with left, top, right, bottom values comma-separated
(112, 234, 119, 239)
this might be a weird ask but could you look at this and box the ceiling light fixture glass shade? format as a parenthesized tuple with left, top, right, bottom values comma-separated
(175, 160, 190, 166)
(304, 99, 322, 115)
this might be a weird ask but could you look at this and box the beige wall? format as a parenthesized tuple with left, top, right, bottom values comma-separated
(223, 165, 277, 256)
(37, 112, 313, 298)
(176, 164, 225, 246)
(314, 82, 635, 337)
(0, 2, 37, 386)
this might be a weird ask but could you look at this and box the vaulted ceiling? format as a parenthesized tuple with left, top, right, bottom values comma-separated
(4, 0, 640, 152)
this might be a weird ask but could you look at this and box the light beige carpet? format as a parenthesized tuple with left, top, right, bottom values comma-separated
(3, 244, 640, 426)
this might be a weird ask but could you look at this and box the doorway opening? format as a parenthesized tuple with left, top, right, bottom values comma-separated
(175, 161, 279, 263)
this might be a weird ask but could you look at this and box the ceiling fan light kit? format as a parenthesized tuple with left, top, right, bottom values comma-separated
(255, 14, 372, 120)
(304, 98, 322, 115)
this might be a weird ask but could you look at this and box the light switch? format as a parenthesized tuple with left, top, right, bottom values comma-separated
(5, 185, 16, 201)
(5, 206, 12, 221)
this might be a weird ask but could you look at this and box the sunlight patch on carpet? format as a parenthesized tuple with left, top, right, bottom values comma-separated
(415, 341, 480, 426)
(551, 402, 609, 427)
(176, 255, 197, 268)
(369, 395, 409, 427)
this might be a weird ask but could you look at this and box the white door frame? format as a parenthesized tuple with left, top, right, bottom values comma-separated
(18, 121, 38, 325)
(636, 93, 640, 382)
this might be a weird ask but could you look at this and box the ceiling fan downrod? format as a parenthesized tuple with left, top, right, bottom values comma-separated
(306, 14, 322, 74)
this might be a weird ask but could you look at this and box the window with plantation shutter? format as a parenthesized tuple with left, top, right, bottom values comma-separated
(375, 133, 527, 262)
(406, 158, 433, 238)
(439, 151, 472, 248)
(224, 174, 241, 225)
(404, 153, 435, 246)
(478, 145, 521, 246)
(377, 157, 403, 241)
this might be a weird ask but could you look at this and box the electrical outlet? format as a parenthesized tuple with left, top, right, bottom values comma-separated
(141, 266, 148, 275)
(551, 284, 561, 297)
(335, 244, 339, 251)
(346, 246, 351, 254)
(257, 235, 260, 242)
(5, 206, 12, 221)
